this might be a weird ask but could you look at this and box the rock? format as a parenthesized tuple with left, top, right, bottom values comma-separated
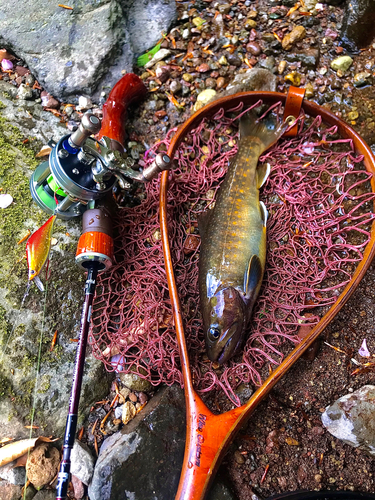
(258, 56, 276, 72)
(284, 49, 320, 69)
(219, 55, 229, 66)
(0, 482, 22, 500)
(71, 440, 95, 486)
(353, 71, 372, 87)
(0, 461, 26, 485)
(194, 89, 217, 112)
(125, 0, 177, 55)
(234, 384, 253, 405)
(340, 0, 375, 51)
(305, 82, 315, 98)
(17, 83, 33, 100)
(119, 372, 153, 392)
(321, 385, 375, 456)
(40, 91, 59, 109)
(122, 400, 137, 425)
(246, 41, 262, 56)
(144, 49, 171, 69)
(76, 96, 93, 111)
(33, 491, 56, 500)
(282, 26, 307, 50)
(26, 444, 60, 489)
(225, 68, 277, 94)
(0, 0, 176, 101)
(71, 474, 85, 500)
(285, 71, 302, 86)
(170, 80, 182, 94)
(331, 55, 353, 72)
(88, 385, 236, 500)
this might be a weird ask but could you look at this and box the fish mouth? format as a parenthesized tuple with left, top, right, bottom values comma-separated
(209, 323, 243, 365)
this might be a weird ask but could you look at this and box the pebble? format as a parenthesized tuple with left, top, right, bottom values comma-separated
(182, 73, 193, 82)
(205, 77, 217, 89)
(216, 77, 226, 89)
(347, 110, 359, 120)
(193, 89, 217, 112)
(144, 49, 171, 69)
(278, 60, 287, 74)
(285, 71, 301, 86)
(197, 63, 210, 73)
(15, 65, 29, 76)
(169, 80, 182, 94)
(17, 83, 33, 100)
(304, 82, 315, 98)
(245, 19, 257, 29)
(282, 26, 307, 50)
(330, 55, 353, 72)
(122, 401, 137, 425)
(218, 55, 228, 66)
(234, 450, 245, 464)
(353, 71, 371, 87)
(119, 371, 153, 392)
(77, 95, 93, 111)
(24, 74, 35, 87)
(246, 41, 261, 56)
(41, 90, 59, 108)
(155, 66, 170, 83)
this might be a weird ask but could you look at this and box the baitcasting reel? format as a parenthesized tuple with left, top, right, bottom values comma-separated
(30, 112, 172, 220)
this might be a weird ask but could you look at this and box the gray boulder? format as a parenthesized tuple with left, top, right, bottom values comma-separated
(321, 385, 375, 457)
(89, 385, 237, 500)
(0, 0, 176, 101)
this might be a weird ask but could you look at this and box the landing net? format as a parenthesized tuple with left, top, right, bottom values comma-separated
(90, 101, 375, 405)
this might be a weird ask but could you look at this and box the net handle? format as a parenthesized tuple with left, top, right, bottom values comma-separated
(283, 86, 306, 137)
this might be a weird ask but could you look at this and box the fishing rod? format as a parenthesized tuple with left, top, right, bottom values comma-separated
(27, 73, 174, 499)
(56, 208, 113, 500)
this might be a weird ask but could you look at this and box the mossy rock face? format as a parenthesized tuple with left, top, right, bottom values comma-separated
(0, 87, 113, 439)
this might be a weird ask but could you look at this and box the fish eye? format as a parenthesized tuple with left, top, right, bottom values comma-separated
(208, 327, 220, 340)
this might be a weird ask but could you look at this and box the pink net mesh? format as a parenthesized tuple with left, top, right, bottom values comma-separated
(90, 101, 375, 405)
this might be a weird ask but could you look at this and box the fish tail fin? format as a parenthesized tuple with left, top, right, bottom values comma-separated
(240, 111, 287, 152)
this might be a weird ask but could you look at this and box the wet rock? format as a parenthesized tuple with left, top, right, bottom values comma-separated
(89, 385, 235, 500)
(331, 55, 353, 72)
(284, 49, 320, 69)
(0, 461, 26, 485)
(225, 68, 277, 93)
(0, 0, 176, 101)
(282, 26, 307, 50)
(340, 0, 375, 51)
(26, 443, 60, 489)
(322, 385, 375, 456)
(122, 400, 137, 424)
(353, 71, 372, 87)
(246, 41, 262, 56)
(119, 372, 153, 392)
(194, 89, 217, 112)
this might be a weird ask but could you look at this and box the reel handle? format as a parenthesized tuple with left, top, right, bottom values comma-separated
(97, 73, 147, 150)
(69, 113, 102, 149)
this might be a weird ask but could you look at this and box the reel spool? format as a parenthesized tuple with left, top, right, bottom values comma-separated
(29, 111, 173, 220)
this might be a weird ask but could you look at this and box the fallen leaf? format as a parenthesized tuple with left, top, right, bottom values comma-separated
(0, 437, 57, 467)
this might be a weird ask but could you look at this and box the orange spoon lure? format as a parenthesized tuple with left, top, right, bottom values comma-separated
(26, 215, 56, 292)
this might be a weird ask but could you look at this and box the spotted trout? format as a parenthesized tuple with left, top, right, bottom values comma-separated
(198, 112, 287, 364)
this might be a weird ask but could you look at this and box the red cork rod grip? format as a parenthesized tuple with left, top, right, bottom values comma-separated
(98, 73, 147, 148)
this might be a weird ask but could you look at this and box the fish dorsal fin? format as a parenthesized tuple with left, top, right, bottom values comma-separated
(256, 163, 271, 189)
(259, 201, 268, 227)
(244, 254, 263, 298)
(198, 210, 211, 239)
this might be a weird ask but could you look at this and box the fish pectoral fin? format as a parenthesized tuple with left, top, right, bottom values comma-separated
(198, 210, 211, 239)
(244, 254, 263, 299)
(259, 201, 268, 227)
(256, 163, 271, 189)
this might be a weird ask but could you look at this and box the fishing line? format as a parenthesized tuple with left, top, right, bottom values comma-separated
(22, 277, 49, 500)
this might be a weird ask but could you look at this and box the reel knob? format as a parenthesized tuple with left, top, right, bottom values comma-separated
(75, 208, 113, 273)
(69, 113, 102, 150)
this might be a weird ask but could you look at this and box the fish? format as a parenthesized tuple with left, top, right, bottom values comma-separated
(26, 215, 56, 292)
(198, 111, 287, 364)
